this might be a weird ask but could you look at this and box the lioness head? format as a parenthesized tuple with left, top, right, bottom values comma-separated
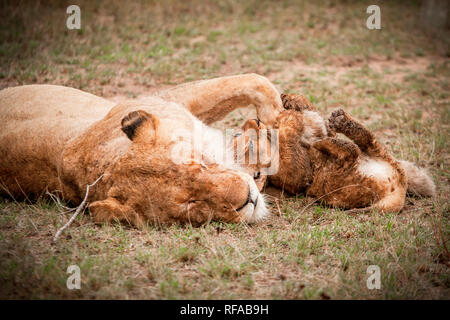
(88, 108, 268, 226)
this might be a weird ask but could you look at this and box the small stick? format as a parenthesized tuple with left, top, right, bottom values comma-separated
(275, 199, 282, 216)
(52, 175, 103, 244)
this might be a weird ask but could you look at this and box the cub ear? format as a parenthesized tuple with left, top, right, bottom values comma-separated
(121, 110, 159, 142)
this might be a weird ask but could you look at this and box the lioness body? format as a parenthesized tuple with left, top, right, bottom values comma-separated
(0, 74, 285, 225)
(0, 85, 114, 197)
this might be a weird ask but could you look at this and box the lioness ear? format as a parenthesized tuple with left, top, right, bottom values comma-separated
(121, 110, 159, 142)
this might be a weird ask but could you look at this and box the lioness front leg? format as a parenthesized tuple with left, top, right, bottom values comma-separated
(89, 198, 146, 228)
(156, 74, 283, 125)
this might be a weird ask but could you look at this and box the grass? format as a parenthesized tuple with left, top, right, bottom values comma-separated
(0, 0, 449, 299)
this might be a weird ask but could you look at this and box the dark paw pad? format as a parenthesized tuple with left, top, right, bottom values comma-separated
(331, 109, 345, 118)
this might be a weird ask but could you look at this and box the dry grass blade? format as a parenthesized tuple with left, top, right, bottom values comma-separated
(52, 175, 103, 244)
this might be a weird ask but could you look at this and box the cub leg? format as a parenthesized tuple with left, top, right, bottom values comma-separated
(328, 109, 406, 182)
(329, 110, 435, 199)
(311, 137, 406, 213)
(329, 108, 390, 158)
(312, 137, 360, 167)
(307, 137, 365, 206)
(156, 74, 283, 125)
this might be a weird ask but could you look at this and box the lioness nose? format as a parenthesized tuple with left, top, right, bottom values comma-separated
(235, 190, 252, 212)
(221, 175, 251, 211)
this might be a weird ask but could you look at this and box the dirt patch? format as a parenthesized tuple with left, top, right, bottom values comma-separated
(268, 55, 445, 86)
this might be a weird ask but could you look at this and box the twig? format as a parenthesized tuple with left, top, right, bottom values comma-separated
(52, 175, 103, 244)
(23, 208, 39, 233)
(46, 190, 73, 211)
(275, 198, 282, 216)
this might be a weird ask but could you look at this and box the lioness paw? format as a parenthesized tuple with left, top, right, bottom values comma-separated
(89, 198, 144, 227)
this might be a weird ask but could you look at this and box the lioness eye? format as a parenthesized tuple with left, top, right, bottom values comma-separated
(254, 171, 261, 179)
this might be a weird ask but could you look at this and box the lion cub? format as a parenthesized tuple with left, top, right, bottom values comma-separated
(307, 108, 408, 212)
(245, 94, 435, 213)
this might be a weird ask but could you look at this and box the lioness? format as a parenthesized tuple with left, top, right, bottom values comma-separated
(0, 74, 287, 226)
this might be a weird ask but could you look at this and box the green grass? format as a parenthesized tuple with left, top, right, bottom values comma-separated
(0, 0, 449, 299)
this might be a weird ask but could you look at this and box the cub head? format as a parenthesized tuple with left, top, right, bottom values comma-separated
(239, 94, 329, 194)
(233, 118, 274, 191)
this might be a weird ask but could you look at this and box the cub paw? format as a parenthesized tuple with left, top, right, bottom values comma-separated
(328, 108, 352, 133)
(280, 93, 316, 112)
